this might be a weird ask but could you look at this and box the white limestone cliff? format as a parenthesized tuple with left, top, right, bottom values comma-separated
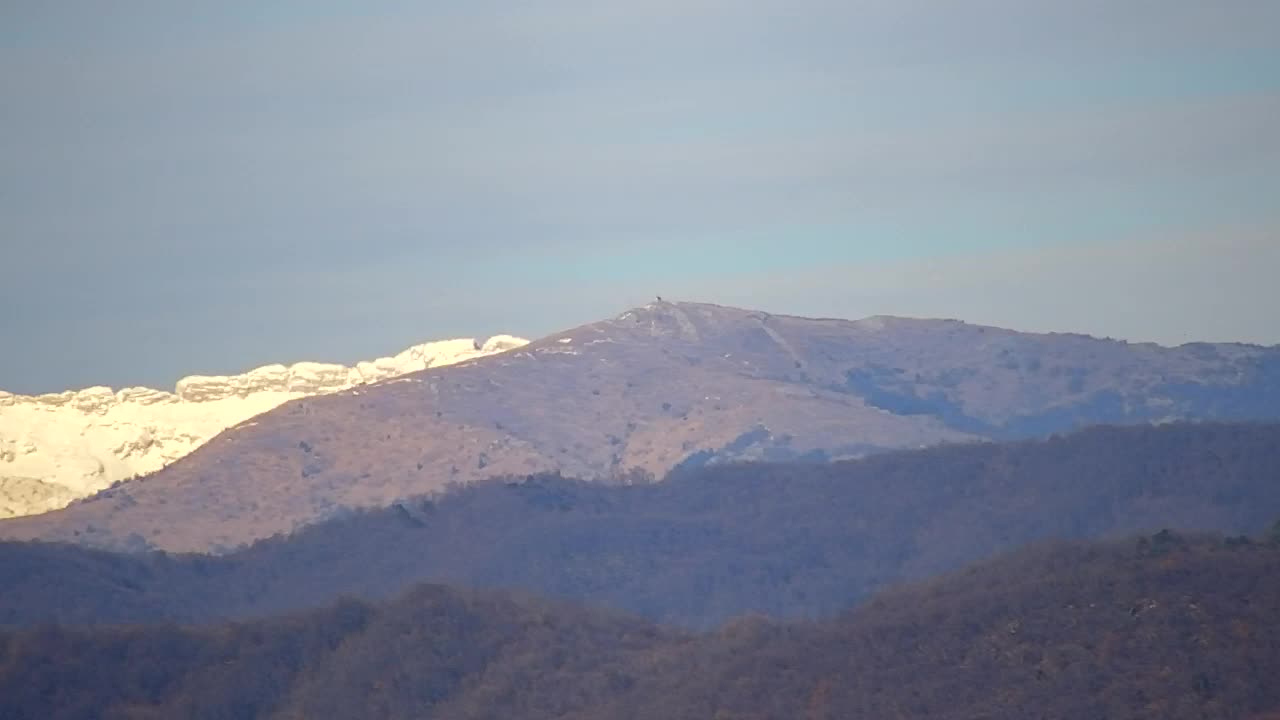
(0, 335, 527, 519)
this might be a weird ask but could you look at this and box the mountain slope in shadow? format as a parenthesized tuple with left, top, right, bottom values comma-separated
(3, 422, 1279, 630)
(3, 529, 1279, 720)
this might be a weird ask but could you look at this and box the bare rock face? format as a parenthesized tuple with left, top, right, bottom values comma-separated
(0, 335, 527, 518)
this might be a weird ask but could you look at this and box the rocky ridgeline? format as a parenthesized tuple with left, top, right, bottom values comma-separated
(0, 335, 527, 519)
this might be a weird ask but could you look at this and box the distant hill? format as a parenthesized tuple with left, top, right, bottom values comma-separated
(4, 301, 1279, 552)
(3, 530, 1278, 720)
(3, 422, 1278, 630)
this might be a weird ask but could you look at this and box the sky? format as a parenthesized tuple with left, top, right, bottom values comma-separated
(2, 1, 1278, 394)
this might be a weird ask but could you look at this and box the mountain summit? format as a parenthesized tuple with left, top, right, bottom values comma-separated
(3, 301, 1278, 552)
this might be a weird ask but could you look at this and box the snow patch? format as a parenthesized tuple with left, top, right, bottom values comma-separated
(0, 334, 528, 519)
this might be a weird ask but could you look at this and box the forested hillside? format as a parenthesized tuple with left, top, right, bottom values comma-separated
(3, 421, 1278, 629)
(3, 531, 1278, 719)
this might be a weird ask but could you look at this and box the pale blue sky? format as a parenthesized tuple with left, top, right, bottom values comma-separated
(2, 1, 1278, 393)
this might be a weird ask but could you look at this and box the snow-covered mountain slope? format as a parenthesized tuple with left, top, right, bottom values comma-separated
(0, 335, 527, 519)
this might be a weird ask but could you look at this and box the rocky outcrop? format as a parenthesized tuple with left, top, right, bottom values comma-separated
(170, 337, 530, 402)
(0, 335, 527, 519)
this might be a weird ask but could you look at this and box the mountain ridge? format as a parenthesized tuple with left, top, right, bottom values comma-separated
(4, 301, 1279, 552)
(0, 335, 528, 518)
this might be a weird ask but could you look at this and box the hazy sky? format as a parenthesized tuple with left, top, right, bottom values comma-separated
(3, 1, 1279, 393)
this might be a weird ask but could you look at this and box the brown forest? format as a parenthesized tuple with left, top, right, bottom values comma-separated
(3, 421, 1280, 629)
(2, 530, 1279, 719)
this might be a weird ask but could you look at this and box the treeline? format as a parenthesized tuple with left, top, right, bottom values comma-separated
(3, 531, 1279, 719)
(3, 421, 1280, 630)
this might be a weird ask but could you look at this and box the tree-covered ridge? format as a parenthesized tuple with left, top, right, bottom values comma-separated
(2, 530, 1278, 720)
(3, 421, 1279, 629)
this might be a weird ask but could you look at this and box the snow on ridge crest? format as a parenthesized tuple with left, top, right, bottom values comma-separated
(0, 335, 528, 519)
